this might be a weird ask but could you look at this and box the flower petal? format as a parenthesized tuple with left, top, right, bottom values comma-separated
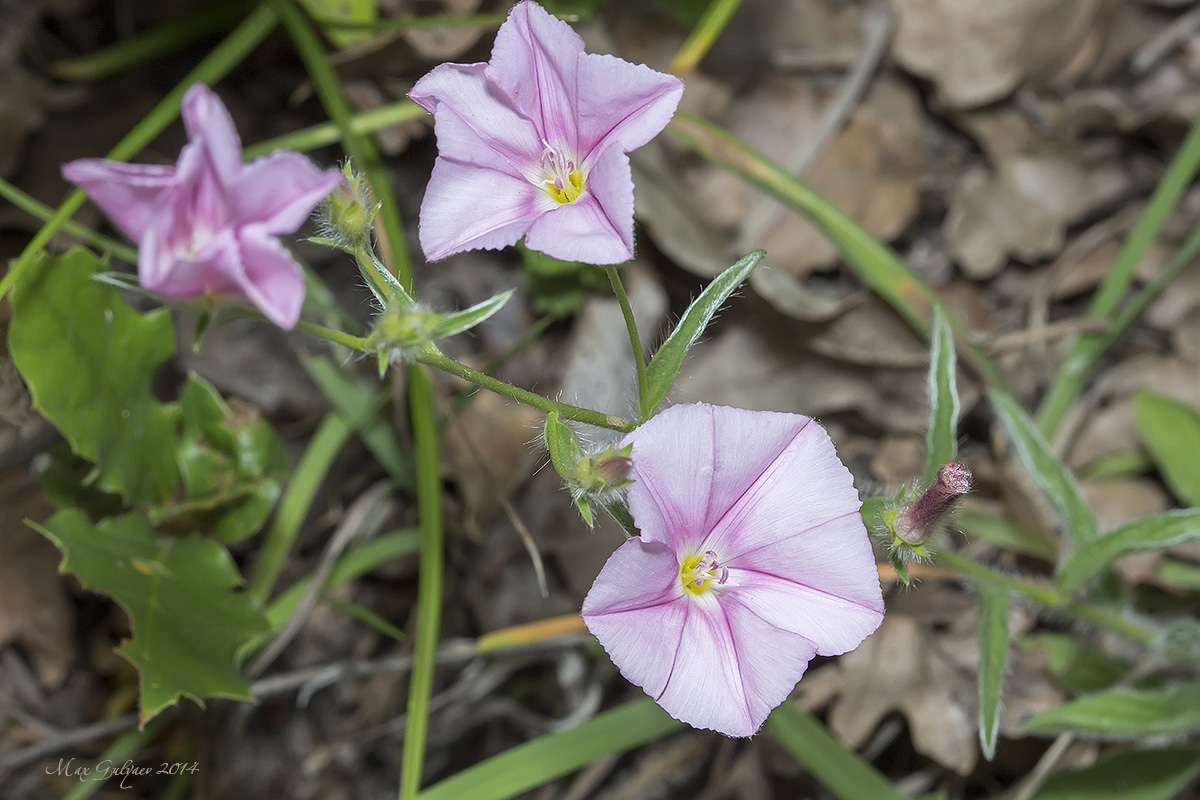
(524, 150, 634, 264)
(230, 151, 341, 234)
(418, 157, 548, 261)
(576, 52, 684, 156)
(654, 592, 818, 737)
(180, 84, 243, 186)
(234, 225, 307, 329)
(61, 159, 176, 241)
(411, 62, 545, 175)
(582, 537, 688, 700)
(623, 404, 814, 554)
(485, 0, 582, 150)
(725, 561, 884, 656)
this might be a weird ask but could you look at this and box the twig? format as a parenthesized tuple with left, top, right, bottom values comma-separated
(1132, 3, 1200, 76)
(0, 715, 139, 775)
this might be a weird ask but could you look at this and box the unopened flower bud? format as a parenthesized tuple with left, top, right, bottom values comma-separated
(893, 461, 971, 547)
(367, 302, 439, 362)
(575, 446, 634, 495)
(320, 162, 375, 246)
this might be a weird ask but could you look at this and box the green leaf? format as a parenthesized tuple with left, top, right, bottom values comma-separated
(644, 250, 764, 415)
(32, 510, 270, 724)
(1030, 748, 1200, 800)
(543, 411, 583, 481)
(989, 389, 1098, 546)
(431, 290, 515, 339)
(767, 703, 907, 800)
(1057, 510, 1200, 594)
(9, 249, 179, 503)
(296, 0, 377, 47)
(1135, 391, 1200, 506)
(519, 244, 609, 319)
(1025, 685, 1200, 739)
(976, 582, 1009, 760)
(1021, 634, 1132, 695)
(924, 304, 960, 483)
(956, 509, 1057, 561)
(415, 699, 682, 800)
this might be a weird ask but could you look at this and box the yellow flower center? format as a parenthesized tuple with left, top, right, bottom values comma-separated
(540, 143, 585, 205)
(680, 550, 728, 596)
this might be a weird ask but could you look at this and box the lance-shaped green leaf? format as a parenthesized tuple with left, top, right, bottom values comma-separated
(1135, 391, 1200, 506)
(1030, 748, 1200, 800)
(9, 249, 179, 503)
(1057, 509, 1200, 593)
(430, 289, 515, 339)
(643, 250, 764, 416)
(543, 411, 593, 526)
(32, 510, 270, 724)
(1025, 684, 1200, 739)
(976, 582, 1010, 760)
(989, 389, 1098, 547)
(924, 304, 960, 483)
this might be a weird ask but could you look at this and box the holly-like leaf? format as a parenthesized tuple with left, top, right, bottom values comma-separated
(32, 510, 270, 724)
(9, 249, 179, 503)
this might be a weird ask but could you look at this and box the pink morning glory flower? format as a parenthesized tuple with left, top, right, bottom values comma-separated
(62, 84, 342, 329)
(582, 404, 885, 737)
(409, 1, 684, 265)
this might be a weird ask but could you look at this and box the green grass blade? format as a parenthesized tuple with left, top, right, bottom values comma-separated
(1, 1, 279, 300)
(243, 100, 426, 158)
(51, 1, 250, 81)
(956, 509, 1057, 562)
(1057, 509, 1200, 594)
(924, 304, 960, 483)
(1025, 685, 1200, 739)
(247, 412, 355, 605)
(976, 582, 1010, 760)
(988, 389, 1098, 547)
(325, 596, 406, 641)
(669, 0, 747, 76)
(1037, 116, 1200, 438)
(767, 703, 906, 800)
(62, 717, 168, 800)
(0, 177, 139, 263)
(1135, 391, 1200, 506)
(400, 366, 444, 800)
(1029, 748, 1200, 800)
(644, 250, 763, 416)
(665, 113, 1008, 392)
(416, 699, 682, 800)
(272, 0, 412, 290)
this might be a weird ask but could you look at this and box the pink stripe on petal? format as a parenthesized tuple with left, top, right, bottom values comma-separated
(418, 158, 546, 261)
(231, 152, 341, 233)
(577, 52, 684, 157)
(724, 568, 883, 656)
(235, 226, 306, 329)
(411, 62, 545, 174)
(582, 538, 687, 699)
(486, 1, 582, 150)
(61, 159, 176, 241)
(180, 84, 243, 187)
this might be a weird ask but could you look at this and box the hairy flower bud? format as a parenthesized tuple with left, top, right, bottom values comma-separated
(893, 461, 972, 547)
(319, 162, 376, 247)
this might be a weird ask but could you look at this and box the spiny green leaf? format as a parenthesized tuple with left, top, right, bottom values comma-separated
(10, 249, 179, 503)
(1025, 684, 1200, 739)
(1057, 509, 1200, 594)
(33, 510, 270, 724)
(644, 250, 763, 417)
(976, 582, 1009, 760)
(1134, 391, 1200, 506)
(989, 389, 1098, 547)
(1030, 748, 1200, 800)
(924, 304, 960, 483)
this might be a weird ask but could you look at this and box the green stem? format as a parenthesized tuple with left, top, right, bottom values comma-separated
(244, 100, 426, 158)
(247, 413, 354, 605)
(1, 1, 279, 300)
(669, 0, 746, 76)
(936, 550, 1157, 646)
(0, 177, 139, 263)
(416, 349, 636, 433)
(1037, 116, 1200, 438)
(398, 366, 443, 799)
(293, 320, 369, 351)
(604, 264, 649, 419)
(272, 0, 413, 291)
